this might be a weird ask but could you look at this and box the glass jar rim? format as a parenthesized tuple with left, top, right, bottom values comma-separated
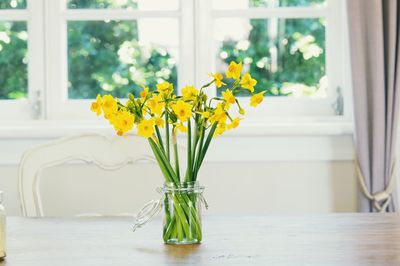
(162, 181, 205, 193)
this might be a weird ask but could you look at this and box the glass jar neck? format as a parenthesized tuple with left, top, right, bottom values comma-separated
(162, 181, 204, 193)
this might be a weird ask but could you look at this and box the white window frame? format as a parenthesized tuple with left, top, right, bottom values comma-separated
(44, 0, 195, 119)
(0, 0, 350, 124)
(196, 0, 350, 122)
(0, 0, 45, 120)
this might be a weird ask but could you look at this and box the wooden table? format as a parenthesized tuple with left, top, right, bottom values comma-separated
(1, 214, 400, 265)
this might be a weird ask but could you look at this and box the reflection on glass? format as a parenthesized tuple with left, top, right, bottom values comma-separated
(215, 18, 326, 97)
(0, 0, 26, 9)
(0, 22, 28, 99)
(67, 0, 179, 10)
(213, 0, 325, 9)
(68, 19, 179, 99)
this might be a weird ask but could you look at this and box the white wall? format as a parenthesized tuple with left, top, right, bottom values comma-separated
(0, 160, 357, 216)
(0, 125, 357, 216)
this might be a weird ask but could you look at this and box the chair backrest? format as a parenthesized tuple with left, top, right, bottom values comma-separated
(18, 133, 156, 217)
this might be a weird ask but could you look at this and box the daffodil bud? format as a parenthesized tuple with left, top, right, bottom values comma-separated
(128, 93, 135, 101)
(239, 108, 245, 115)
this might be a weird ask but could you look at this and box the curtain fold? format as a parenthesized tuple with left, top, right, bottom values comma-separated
(347, 0, 400, 212)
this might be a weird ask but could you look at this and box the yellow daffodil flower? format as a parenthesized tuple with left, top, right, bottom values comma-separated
(109, 109, 135, 136)
(90, 94, 102, 116)
(221, 89, 236, 105)
(240, 73, 257, 92)
(147, 94, 165, 117)
(227, 117, 241, 130)
(226, 61, 242, 80)
(174, 122, 188, 133)
(140, 87, 150, 99)
(171, 100, 193, 122)
(250, 91, 266, 107)
(181, 86, 198, 101)
(209, 103, 227, 124)
(137, 119, 155, 138)
(209, 73, 226, 88)
(154, 117, 165, 128)
(90, 61, 266, 174)
(156, 81, 173, 96)
(214, 122, 227, 137)
(197, 111, 211, 119)
(102, 95, 118, 119)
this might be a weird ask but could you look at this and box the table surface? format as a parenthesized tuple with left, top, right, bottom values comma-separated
(1, 214, 400, 266)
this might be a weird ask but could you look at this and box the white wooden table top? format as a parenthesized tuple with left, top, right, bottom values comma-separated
(1, 214, 400, 266)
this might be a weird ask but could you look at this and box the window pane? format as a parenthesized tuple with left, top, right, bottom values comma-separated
(67, 0, 179, 10)
(68, 19, 179, 99)
(0, 0, 26, 9)
(215, 18, 326, 97)
(0, 21, 28, 99)
(213, 0, 325, 9)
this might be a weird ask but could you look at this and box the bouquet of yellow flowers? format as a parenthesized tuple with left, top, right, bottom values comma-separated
(91, 61, 265, 244)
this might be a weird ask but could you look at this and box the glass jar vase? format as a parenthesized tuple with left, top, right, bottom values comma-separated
(162, 182, 204, 245)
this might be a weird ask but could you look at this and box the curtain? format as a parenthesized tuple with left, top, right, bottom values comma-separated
(347, 0, 400, 212)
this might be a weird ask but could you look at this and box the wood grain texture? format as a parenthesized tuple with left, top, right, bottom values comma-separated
(1, 214, 400, 266)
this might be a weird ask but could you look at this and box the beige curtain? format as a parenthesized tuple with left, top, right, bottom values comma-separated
(347, 0, 400, 212)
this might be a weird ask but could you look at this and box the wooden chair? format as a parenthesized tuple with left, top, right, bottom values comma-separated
(18, 133, 156, 217)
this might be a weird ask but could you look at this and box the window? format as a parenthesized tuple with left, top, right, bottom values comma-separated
(0, 0, 44, 119)
(0, 0, 347, 121)
(197, 0, 347, 117)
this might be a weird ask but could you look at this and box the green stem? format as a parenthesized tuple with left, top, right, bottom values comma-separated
(148, 138, 178, 184)
(163, 193, 203, 242)
(186, 119, 192, 182)
(148, 138, 173, 183)
(194, 123, 218, 179)
(151, 137, 202, 237)
(165, 112, 170, 162)
(192, 115, 200, 162)
(172, 196, 191, 237)
(199, 79, 216, 93)
(172, 132, 180, 182)
(155, 126, 166, 155)
(176, 216, 183, 241)
(193, 124, 205, 179)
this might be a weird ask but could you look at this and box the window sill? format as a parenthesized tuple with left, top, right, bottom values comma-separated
(0, 118, 353, 139)
(0, 118, 354, 165)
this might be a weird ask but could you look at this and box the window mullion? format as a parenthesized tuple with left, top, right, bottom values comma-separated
(211, 7, 328, 19)
(0, 10, 29, 20)
(195, 0, 215, 97)
(64, 9, 180, 20)
(325, 0, 345, 116)
(27, 0, 46, 119)
(44, 0, 66, 119)
(179, 0, 195, 90)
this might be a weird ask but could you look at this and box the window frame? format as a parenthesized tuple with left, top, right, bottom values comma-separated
(0, 0, 45, 120)
(196, 0, 350, 121)
(0, 0, 351, 124)
(44, 0, 194, 119)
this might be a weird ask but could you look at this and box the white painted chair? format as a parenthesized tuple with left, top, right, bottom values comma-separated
(18, 133, 156, 217)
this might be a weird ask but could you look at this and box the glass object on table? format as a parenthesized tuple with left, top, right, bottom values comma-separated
(0, 191, 6, 260)
(132, 182, 207, 245)
(162, 182, 205, 245)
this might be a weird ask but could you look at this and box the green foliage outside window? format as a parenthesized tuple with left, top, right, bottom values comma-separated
(0, 0, 326, 100)
(67, 20, 177, 99)
(0, 21, 27, 99)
